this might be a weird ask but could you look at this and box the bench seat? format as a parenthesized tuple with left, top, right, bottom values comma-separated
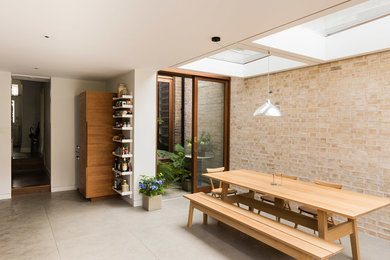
(184, 192, 343, 260)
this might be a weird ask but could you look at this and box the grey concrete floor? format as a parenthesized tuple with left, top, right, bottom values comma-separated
(0, 191, 389, 260)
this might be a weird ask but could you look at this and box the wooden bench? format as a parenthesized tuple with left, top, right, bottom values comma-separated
(184, 192, 343, 260)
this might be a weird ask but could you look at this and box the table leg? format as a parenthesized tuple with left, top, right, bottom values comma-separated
(349, 218, 360, 260)
(317, 210, 329, 260)
(317, 210, 328, 241)
(221, 182, 228, 201)
(248, 190, 255, 212)
(187, 202, 194, 228)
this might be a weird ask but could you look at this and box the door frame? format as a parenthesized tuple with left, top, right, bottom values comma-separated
(157, 75, 174, 152)
(192, 76, 230, 193)
(156, 69, 231, 193)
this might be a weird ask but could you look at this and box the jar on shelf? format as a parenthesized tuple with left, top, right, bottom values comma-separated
(117, 83, 127, 97)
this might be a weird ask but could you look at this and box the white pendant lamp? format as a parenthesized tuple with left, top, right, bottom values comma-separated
(253, 52, 282, 117)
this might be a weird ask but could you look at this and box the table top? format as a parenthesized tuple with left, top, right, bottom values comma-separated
(203, 169, 390, 219)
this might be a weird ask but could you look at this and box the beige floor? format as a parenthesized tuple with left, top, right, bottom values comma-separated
(0, 191, 389, 260)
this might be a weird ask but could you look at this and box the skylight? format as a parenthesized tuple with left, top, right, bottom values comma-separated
(302, 0, 390, 37)
(180, 55, 306, 78)
(209, 48, 268, 65)
(253, 0, 390, 62)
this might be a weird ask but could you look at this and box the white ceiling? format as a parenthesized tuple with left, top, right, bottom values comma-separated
(0, 0, 360, 80)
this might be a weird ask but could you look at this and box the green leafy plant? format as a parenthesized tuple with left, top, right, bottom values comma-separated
(157, 144, 191, 185)
(156, 163, 180, 184)
(157, 117, 164, 125)
(139, 173, 165, 197)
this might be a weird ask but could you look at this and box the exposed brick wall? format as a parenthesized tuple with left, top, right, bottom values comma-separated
(173, 77, 183, 146)
(230, 50, 390, 241)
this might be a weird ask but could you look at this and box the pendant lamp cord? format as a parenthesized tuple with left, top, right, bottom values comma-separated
(267, 51, 270, 99)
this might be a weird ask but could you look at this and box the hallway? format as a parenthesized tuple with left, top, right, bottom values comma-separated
(12, 155, 50, 194)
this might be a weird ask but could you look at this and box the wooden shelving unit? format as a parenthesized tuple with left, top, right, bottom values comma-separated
(112, 91, 134, 198)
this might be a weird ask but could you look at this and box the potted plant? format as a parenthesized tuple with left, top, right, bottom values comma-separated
(186, 131, 215, 157)
(139, 174, 165, 211)
(180, 171, 192, 192)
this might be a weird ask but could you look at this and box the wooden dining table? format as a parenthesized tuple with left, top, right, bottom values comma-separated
(203, 169, 390, 260)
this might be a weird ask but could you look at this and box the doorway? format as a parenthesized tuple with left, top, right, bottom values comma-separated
(11, 77, 51, 195)
(156, 71, 230, 195)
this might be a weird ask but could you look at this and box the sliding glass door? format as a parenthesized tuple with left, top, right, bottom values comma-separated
(192, 77, 229, 193)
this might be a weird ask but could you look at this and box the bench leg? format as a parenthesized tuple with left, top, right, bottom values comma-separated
(187, 202, 194, 228)
(294, 209, 302, 229)
(274, 198, 285, 223)
(203, 213, 208, 225)
(349, 218, 360, 260)
(234, 192, 240, 207)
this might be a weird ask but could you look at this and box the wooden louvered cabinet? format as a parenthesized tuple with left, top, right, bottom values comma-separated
(78, 91, 117, 200)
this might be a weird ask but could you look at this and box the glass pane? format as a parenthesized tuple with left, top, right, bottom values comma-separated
(209, 48, 268, 64)
(196, 80, 225, 188)
(11, 84, 19, 96)
(11, 100, 15, 123)
(183, 78, 193, 190)
(157, 81, 170, 151)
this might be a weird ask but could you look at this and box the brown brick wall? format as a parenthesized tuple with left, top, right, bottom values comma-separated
(230, 50, 390, 241)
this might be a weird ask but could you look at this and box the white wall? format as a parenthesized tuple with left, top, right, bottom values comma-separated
(50, 77, 106, 192)
(107, 70, 156, 206)
(132, 69, 156, 206)
(0, 71, 11, 199)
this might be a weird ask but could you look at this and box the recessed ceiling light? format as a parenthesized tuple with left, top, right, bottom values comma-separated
(211, 36, 221, 42)
(44, 35, 50, 39)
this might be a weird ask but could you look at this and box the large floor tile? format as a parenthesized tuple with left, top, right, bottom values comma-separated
(0, 238, 60, 260)
(56, 229, 156, 260)
(0, 190, 389, 260)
